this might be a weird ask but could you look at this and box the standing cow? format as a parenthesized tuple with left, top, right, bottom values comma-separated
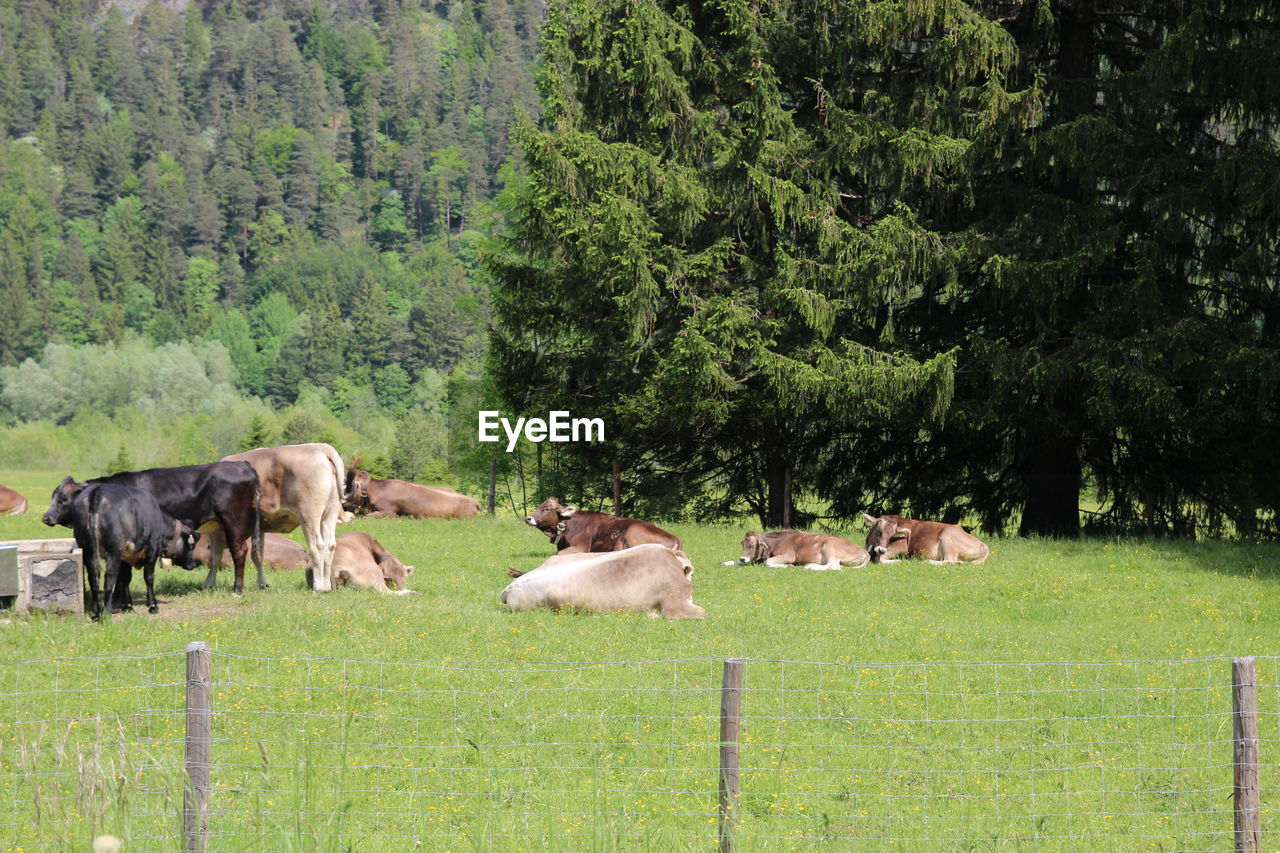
(43, 480, 199, 619)
(344, 460, 480, 518)
(222, 443, 348, 591)
(0, 483, 27, 515)
(524, 497, 681, 553)
(862, 513, 990, 564)
(49, 462, 264, 595)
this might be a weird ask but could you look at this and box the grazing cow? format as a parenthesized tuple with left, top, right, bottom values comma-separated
(43, 480, 199, 619)
(329, 531, 416, 594)
(732, 530, 870, 571)
(0, 484, 27, 515)
(501, 544, 705, 619)
(189, 533, 309, 572)
(48, 463, 264, 595)
(524, 497, 681, 553)
(344, 461, 480, 518)
(863, 513, 990, 565)
(222, 443, 348, 592)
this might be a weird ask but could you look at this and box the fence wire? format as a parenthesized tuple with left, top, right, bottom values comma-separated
(0, 649, 1274, 851)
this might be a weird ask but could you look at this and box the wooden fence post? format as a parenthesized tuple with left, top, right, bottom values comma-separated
(719, 658, 744, 853)
(1233, 656, 1261, 853)
(184, 641, 212, 853)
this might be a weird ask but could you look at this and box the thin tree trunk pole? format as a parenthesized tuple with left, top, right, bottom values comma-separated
(782, 465, 792, 528)
(612, 459, 622, 516)
(184, 641, 212, 853)
(719, 658, 744, 852)
(1233, 656, 1261, 853)
(488, 457, 497, 515)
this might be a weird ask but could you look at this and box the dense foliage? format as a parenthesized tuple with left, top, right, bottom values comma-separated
(0, 0, 542, 483)
(489, 0, 1280, 536)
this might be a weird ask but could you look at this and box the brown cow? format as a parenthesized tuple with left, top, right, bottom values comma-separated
(189, 533, 309, 572)
(344, 461, 479, 518)
(501, 544, 705, 619)
(220, 443, 349, 591)
(863, 513, 990, 565)
(328, 531, 416, 594)
(733, 530, 870, 571)
(524, 497, 681, 553)
(0, 484, 27, 515)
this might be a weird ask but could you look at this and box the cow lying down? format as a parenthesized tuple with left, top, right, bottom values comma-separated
(316, 531, 416, 595)
(728, 530, 870, 570)
(863, 513, 989, 564)
(187, 533, 310, 571)
(501, 544, 705, 619)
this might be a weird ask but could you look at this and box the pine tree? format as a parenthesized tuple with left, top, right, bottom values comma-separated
(489, 0, 978, 526)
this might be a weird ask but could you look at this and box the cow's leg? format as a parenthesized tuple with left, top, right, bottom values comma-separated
(142, 558, 159, 614)
(111, 563, 134, 610)
(101, 553, 123, 620)
(202, 528, 228, 591)
(300, 515, 333, 592)
(84, 551, 103, 622)
(217, 514, 257, 595)
(763, 556, 792, 568)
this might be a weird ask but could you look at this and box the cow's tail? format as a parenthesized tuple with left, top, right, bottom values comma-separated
(87, 490, 104, 611)
(252, 479, 264, 565)
(329, 447, 350, 523)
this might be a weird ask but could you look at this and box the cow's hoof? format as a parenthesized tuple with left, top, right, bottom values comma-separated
(258, 582, 269, 590)
(148, 605, 159, 614)
(232, 587, 244, 597)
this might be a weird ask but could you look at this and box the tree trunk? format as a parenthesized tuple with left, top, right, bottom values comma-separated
(762, 434, 791, 529)
(1019, 428, 1082, 537)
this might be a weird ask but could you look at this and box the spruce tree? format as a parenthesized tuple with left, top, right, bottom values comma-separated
(488, 0, 993, 525)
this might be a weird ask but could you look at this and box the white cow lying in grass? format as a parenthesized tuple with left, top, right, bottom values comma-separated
(501, 544, 705, 619)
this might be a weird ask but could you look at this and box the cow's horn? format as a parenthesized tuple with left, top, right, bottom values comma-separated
(560, 506, 577, 518)
(895, 527, 910, 536)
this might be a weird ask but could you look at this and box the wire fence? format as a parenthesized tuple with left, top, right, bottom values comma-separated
(0, 648, 1275, 851)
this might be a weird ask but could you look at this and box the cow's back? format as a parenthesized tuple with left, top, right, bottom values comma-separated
(564, 511, 680, 552)
(502, 545, 702, 618)
(225, 443, 343, 524)
(0, 484, 26, 515)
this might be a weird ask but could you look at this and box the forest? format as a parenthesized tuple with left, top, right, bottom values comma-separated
(1, 0, 1278, 538)
(0, 0, 539, 481)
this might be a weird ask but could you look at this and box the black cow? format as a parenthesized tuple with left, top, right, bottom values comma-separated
(43, 481, 199, 620)
(50, 462, 264, 595)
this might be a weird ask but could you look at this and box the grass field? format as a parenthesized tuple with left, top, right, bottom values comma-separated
(1, 469, 1279, 850)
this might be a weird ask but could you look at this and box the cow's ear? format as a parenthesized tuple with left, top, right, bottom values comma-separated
(404, 566, 415, 575)
(559, 506, 577, 518)
(862, 513, 878, 526)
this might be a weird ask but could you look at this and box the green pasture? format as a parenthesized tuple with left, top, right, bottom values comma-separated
(1, 470, 1279, 850)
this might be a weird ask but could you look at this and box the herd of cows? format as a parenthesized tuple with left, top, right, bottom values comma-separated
(0, 442, 990, 621)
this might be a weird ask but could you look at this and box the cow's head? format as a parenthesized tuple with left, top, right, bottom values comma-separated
(43, 476, 86, 527)
(343, 468, 373, 514)
(378, 552, 415, 591)
(863, 514, 909, 563)
(738, 532, 769, 564)
(525, 497, 577, 532)
(164, 522, 201, 571)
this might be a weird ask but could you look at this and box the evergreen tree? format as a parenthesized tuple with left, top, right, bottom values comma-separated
(488, 0, 974, 525)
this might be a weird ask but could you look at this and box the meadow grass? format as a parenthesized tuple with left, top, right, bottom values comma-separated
(1, 470, 1279, 850)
